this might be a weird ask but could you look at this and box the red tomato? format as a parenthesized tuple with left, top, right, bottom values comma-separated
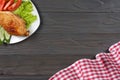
(0, 0, 6, 11)
(8, 0, 22, 11)
(3, 0, 14, 10)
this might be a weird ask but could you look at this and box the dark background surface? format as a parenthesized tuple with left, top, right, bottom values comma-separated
(0, 0, 120, 79)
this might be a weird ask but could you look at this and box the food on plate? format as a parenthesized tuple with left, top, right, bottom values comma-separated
(0, 11, 29, 36)
(7, 0, 22, 11)
(3, 0, 15, 11)
(14, 0, 37, 28)
(0, 0, 37, 44)
(0, 0, 22, 11)
(0, 26, 11, 44)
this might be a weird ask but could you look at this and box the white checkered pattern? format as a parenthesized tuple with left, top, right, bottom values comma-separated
(49, 41, 120, 80)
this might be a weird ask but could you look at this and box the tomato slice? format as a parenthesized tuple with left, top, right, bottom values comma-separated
(3, 0, 14, 10)
(8, 0, 22, 11)
(0, 0, 6, 11)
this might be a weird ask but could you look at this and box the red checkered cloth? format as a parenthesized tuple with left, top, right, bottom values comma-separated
(49, 41, 120, 80)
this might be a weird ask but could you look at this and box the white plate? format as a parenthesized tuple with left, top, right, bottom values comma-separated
(10, 0, 40, 44)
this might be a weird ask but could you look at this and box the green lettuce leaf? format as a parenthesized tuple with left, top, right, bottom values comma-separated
(14, 0, 37, 28)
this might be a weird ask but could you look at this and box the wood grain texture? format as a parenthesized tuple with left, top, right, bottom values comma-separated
(41, 13, 120, 33)
(34, 0, 120, 12)
(0, 76, 48, 80)
(0, 0, 120, 79)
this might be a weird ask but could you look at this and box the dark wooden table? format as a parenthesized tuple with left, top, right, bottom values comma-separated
(0, 0, 120, 79)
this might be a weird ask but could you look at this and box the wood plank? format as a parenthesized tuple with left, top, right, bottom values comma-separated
(40, 13, 120, 33)
(0, 76, 48, 80)
(0, 33, 118, 55)
(33, 0, 120, 12)
(0, 54, 91, 78)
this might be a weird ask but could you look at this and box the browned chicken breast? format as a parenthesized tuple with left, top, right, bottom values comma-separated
(0, 11, 29, 36)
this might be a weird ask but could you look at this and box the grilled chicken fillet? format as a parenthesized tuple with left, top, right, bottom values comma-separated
(0, 11, 29, 36)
